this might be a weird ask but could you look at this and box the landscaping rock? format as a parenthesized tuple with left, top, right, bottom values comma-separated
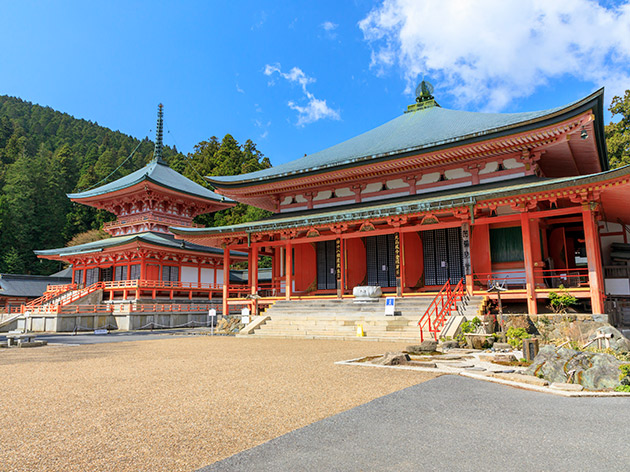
(587, 325, 630, 353)
(493, 342, 512, 351)
(441, 340, 459, 351)
(371, 352, 410, 366)
(479, 353, 518, 363)
(490, 372, 548, 387)
(550, 382, 584, 392)
(406, 340, 437, 353)
(526, 345, 622, 390)
(409, 361, 437, 368)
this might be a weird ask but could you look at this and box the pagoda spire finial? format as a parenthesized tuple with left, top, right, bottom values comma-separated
(154, 103, 165, 164)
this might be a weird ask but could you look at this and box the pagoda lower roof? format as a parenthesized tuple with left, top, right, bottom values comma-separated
(35, 232, 246, 258)
(68, 159, 233, 203)
(0, 274, 72, 298)
(172, 165, 630, 238)
(207, 89, 606, 188)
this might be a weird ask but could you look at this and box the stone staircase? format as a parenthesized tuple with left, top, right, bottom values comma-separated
(245, 295, 484, 342)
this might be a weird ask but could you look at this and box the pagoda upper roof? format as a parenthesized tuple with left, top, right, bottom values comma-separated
(68, 158, 232, 203)
(207, 89, 606, 188)
(35, 231, 245, 258)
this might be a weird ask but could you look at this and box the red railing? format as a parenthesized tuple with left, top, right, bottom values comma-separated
(103, 280, 223, 290)
(473, 268, 589, 290)
(418, 278, 464, 341)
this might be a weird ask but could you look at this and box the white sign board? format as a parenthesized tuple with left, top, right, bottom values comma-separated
(241, 307, 250, 324)
(384, 297, 396, 316)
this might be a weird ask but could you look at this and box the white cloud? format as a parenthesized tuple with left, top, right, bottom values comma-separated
(236, 83, 244, 94)
(264, 63, 341, 126)
(359, 0, 630, 110)
(321, 21, 338, 32)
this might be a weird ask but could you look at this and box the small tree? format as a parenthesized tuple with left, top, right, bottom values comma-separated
(548, 285, 578, 314)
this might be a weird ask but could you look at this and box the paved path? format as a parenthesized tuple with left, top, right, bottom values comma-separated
(200, 375, 630, 472)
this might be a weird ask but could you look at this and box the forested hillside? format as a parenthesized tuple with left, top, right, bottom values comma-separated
(0, 95, 270, 275)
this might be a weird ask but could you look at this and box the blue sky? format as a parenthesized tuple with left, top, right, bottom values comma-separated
(1, 0, 629, 167)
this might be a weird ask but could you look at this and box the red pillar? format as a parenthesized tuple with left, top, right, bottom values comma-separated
(251, 246, 259, 295)
(222, 248, 230, 316)
(337, 238, 344, 299)
(521, 212, 538, 315)
(582, 206, 605, 314)
(285, 241, 292, 300)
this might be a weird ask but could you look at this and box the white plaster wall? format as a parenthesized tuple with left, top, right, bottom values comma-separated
(335, 187, 354, 197)
(181, 266, 198, 283)
(280, 206, 308, 213)
(418, 172, 441, 184)
(503, 158, 525, 169)
(362, 182, 382, 193)
(444, 168, 471, 180)
(281, 196, 293, 205)
(313, 190, 332, 201)
(361, 191, 409, 202)
(295, 194, 307, 203)
(200, 268, 214, 284)
(215, 269, 224, 285)
(479, 161, 499, 174)
(479, 172, 525, 184)
(385, 178, 408, 189)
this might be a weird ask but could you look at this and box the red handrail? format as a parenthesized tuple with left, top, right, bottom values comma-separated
(418, 278, 464, 341)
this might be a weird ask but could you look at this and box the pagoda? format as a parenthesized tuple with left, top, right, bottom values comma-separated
(30, 105, 246, 331)
(172, 84, 630, 331)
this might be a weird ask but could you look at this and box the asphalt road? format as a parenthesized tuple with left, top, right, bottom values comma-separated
(200, 375, 630, 472)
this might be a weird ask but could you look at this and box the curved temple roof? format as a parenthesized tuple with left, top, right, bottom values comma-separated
(68, 159, 232, 203)
(208, 89, 605, 187)
(35, 232, 245, 258)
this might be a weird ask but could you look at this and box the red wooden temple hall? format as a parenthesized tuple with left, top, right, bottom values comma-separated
(35, 104, 246, 304)
(171, 84, 630, 317)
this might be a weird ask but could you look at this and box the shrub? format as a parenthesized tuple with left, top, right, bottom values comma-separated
(548, 285, 578, 314)
(506, 327, 530, 349)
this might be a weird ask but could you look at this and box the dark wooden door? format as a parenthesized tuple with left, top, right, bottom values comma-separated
(421, 228, 463, 285)
(365, 234, 396, 287)
(316, 240, 337, 290)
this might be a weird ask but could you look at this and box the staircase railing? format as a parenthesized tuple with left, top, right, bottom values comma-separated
(418, 278, 465, 341)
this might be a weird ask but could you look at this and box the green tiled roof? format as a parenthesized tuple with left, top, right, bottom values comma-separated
(208, 89, 605, 186)
(0, 274, 72, 298)
(68, 159, 232, 202)
(34, 232, 245, 258)
(173, 165, 630, 237)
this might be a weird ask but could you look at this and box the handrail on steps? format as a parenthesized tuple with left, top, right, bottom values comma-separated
(417, 278, 465, 342)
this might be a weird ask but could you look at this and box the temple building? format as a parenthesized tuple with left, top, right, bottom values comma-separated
(25, 105, 247, 331)
(171, 84, 630, 334)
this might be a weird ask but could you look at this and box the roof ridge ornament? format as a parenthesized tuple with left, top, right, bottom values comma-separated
(153, 103, 165, 164)
(405, 80, 439, 113)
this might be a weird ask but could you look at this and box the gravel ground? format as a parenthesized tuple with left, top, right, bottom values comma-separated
(0, 337, 437, 472)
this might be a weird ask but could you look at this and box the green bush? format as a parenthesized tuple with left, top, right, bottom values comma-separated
(548, 285, 578, 314)
(506, 327, 530, 349)
(456, 317, 482, 345)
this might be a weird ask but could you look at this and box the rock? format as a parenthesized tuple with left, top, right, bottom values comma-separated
(439, 362, 474, 369)
(410, 361, 437, 368)
(491, 373, 548, 386)
(526, 345, 622, 390)
(465, 334, 494, 350)
(371, 352, 410, 366)
(407, 340, 437, 354)
(493, 342, 512, 351)
(440, 340, 459, 350)
(550, 383, 584, 392)
(353, 286, 382, 299)
(478, 353, 518, 363)
(587, 325, 630, 353)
